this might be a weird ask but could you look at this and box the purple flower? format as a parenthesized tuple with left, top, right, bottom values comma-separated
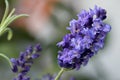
(94, 5, 107, 20)
(41, 74, 76, 80)
(57, 6, 111, 70)
(41, 74, 54, 80)
(11, 44, 42, 80)
(69, 77, 76, 80)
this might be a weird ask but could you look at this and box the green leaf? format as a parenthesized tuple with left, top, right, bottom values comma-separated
(5, 28, 13, 40)
(0, 0, 9, 25)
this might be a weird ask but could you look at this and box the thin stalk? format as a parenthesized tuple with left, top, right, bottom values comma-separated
(55, 68, 65, 80)
(0, 53, 12, 68)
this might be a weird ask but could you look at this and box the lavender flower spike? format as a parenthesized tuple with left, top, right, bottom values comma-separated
(57, 6, 111, 70)
(10, 44, 42, 80)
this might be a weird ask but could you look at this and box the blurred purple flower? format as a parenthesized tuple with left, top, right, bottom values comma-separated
(41, 74, 76, 80)
(11, 44, 42, 80)
(41, 74, 54, 80)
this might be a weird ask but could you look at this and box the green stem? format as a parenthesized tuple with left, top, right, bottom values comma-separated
(0, 53, 12, 68)
(55, 68, 65, 80)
